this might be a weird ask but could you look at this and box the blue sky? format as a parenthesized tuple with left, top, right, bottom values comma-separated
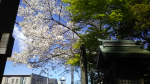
(3, 1, 80, 84)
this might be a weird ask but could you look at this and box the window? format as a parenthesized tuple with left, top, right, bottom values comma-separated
(20, 77, 26, 84)
(11, 79, 14, 84)
(4, 78, 7, 84)
(16, 79, 18, 84)
(5, 77, 10, 84)
(37, 80, 38, 84)
(22, 77, 26, 84)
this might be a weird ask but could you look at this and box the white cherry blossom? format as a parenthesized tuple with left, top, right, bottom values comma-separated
(8, 0, 80, 75)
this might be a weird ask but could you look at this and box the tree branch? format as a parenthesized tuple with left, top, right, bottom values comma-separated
(44, 18, 83, 39)
(59, 2, 63, 23)
(15, 21, 19, 25)
(47, 0, 53, 19)
(23, 0, 38, 14)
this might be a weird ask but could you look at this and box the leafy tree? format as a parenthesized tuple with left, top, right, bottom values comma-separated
(63, 0, 150, 40)
(65, 25, 114, 83)
(63, 0, 150, 83)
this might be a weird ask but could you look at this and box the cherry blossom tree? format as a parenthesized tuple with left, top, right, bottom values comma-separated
(7, 0, 80, 76)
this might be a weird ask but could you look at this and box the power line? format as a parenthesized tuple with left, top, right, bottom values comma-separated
(12, 35, 26, 41)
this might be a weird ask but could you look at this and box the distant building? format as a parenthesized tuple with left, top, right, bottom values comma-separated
(57, 80, 65, 84)
(58, 77, 65, 84)
(48, 79, 57, 84)
(1, 73, 57, 84)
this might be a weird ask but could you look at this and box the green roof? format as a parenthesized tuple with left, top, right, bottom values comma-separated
(100, 46, 150, 54)
(98, 39, 150, 56)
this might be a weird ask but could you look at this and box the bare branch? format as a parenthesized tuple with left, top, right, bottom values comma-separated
(59, 2, 63, 22)
(47, 0, 53, 19)
(15, 22, 19, 25)
(23, 0, 38, 14)
(44, 18, 83, 39)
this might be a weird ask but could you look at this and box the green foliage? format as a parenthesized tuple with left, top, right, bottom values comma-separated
(63, 0, 109, 23)
(131, 4, 150, 29)
(66, 24, 114, 67)
(63, 0, 150, 39)
(65, 54, 80, 66)
(146, 45, 150, 51)
(73, 26, 114, 52)
(63, 0, 150, 83)
(65, 26, 113, 68)
(73, 40, 82, 49)
(109, 9, 123, 22)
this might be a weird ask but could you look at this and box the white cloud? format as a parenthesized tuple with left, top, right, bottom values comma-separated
(13, 25, 27, 51)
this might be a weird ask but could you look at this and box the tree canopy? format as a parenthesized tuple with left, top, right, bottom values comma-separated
(62, 0, 150, 83)
(63, 0, 150, 39)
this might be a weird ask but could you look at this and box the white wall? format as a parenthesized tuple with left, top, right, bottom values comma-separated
(58, 81, 61, 84)
(1, 75, 48, 84)
(25, 77, 31, 84)
(1, 77, 21, 84)
(13, 77, 21, 84)
(1, 77, 6, 84)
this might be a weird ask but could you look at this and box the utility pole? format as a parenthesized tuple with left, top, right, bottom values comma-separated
(47, 68, 49, 84)
(71, 66, 74, 84)
(71, 28, 75, 84)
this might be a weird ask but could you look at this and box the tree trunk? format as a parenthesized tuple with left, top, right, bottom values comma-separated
(80, 44, 88, 84)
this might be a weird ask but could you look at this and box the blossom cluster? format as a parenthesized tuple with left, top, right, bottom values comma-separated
(8, 0, 79, 71)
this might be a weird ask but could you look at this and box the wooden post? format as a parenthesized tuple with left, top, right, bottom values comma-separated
(80, 44, 88, 84)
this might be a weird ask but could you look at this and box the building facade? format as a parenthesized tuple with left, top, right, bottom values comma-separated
(48, 79, 58, 84)
(58, 79, 66, 84)
(1, 73, 57, 84)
